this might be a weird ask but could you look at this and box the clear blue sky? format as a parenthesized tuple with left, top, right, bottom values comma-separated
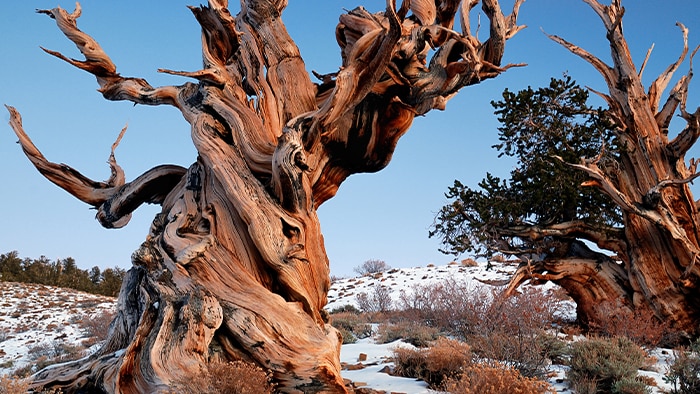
(1, 1, 699, 277)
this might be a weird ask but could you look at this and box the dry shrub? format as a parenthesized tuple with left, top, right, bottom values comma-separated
(14, 341, 86, 378)
(79, 309, 116, 341)
(664, 338, 700, 394)
(567, 336, 648, 394)
(392, 337, 471, 388)
(442, 363, 553, 394)
(395, 279, 562, 378)
(396, 278, 484, 333)
(377, 320, 439, 347)
(592, 299, 667, 348)
(168, 360, 274, 394)
(466, 288, 563, 378)
(460, 258, 478, 267)
(0, 375, 30, 394)
(0, 374, 62, 394)
(354, 259, 391, 276)
(356, 285, 393, 313)
(612, 376, 652, 394)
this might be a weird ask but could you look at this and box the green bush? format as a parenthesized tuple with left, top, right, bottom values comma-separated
(328, 304, 360, 314)
(567, 336, 648, 394)
(612, 376, 652, 394)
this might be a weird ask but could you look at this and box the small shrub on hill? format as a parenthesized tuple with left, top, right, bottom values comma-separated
(328, 304, 360, 314)
(79, 309, 116, 345)
(395, 278, 562, 378)
(353, 259, 391, 276)
(567, 336, 649, 394)
(396, 277, 484, 334)
(13, 341, 86, 378)
(356, 284, 393, 313)
(465, 288, 563, 378)
(0, 375, 30, 394)
(612, 376, 652, 394)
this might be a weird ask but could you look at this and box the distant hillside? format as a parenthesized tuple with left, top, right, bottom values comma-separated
(0, 251, 125, 297)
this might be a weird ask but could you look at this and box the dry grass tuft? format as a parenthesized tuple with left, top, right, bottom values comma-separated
(167, 360, 274, 394)
(443, 363, 554, 394)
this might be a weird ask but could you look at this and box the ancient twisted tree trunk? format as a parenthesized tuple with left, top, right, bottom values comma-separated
(506, 0, 700, 333)
(8, 1, 522, 392)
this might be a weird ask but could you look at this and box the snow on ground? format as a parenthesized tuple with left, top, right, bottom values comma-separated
(0, 282, 115, 375)
(0, 263, 681, 393)
(329, 261, 674, 393)
(327, 260, 566, 313)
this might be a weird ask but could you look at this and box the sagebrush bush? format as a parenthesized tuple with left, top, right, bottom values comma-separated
(0, 375, 62, 394)
(167, 360, 274, 394)
(353, 259, 391, 276)
(612, 376, 652, 394)
(328, 304, 360, 314)
(330, 311, 372, 344)
(567, 336, 648, 394)
(13, 341, 86, 378)
(377, 320, 439, 347)
(396, 278, 483, 333)
(664, 338, 700, 394)
(442, 363, 553, 394)
(392, 337, 472, 388)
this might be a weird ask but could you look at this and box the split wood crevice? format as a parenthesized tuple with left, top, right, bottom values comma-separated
(8, 1, 523, 392)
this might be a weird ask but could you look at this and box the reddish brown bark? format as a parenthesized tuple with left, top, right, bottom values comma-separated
(506, 0, 700, 334)
(8, 1, 522, 392)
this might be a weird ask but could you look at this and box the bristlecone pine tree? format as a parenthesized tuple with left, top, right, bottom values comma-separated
(6, 1, 523, 392)
(433, 0, 700, 335)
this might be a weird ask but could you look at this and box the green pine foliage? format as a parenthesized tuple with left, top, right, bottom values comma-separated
(430, 76, 621, 259)
(0, 250, 125, 297)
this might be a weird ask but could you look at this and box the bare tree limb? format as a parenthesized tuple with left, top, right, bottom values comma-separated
(7, 105, 187, 228)
(497, 220, 627, 259)
(38, 5, 182, 108)
(648, 23, 689, 114)
(667, 45, 700, 158)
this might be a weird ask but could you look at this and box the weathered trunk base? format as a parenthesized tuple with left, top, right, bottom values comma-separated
(31, 250, 346, 394)
(12, 0, 524, 392)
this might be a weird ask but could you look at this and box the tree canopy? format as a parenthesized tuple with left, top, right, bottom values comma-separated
(0, 251, 125, 297)
(431, 76, 622, 261)
(431, 0, 700, 333)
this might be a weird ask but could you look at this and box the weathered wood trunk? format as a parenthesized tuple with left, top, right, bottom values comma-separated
(8, 1, 523, 392)
(506, 0, 700, 334)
